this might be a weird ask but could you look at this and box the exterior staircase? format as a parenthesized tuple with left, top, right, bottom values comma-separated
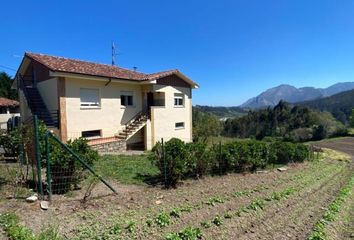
(19, 76, 58, 128)
(116, 111, 149, 140)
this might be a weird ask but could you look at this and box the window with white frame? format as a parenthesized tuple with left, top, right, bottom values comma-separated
(80, 88, 100, 107)
(174, 93, 184, 107)
(175, 122, 185, 129)
(121, 91, 134, 107)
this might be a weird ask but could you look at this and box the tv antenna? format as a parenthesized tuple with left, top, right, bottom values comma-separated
(111, 41, 121, 66)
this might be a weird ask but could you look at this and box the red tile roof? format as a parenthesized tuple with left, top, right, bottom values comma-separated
(0, 98, 19, 107)
(25, 53, 198, 88)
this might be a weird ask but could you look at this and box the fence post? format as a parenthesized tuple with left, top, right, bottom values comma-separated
(162, 138, 167, 187)
(48, 131, 117, 194)
(45, 132, 52, 201)
(219, 141, 222, 175)
(33, 115, 43, 196)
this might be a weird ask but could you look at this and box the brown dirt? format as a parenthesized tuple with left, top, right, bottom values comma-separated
(0, 137, 354, 239)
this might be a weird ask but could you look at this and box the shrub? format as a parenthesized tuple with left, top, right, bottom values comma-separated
(150, 138, 188, 187)
(0, 128, 22, 158)
(293, 144, 310, 162)
(270, 141, 296, 164)
(49, 137, 99, 193)
(150, 138, 310, 187)
(185, 142, 212, 178)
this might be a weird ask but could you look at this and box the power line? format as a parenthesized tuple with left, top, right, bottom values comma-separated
(0, 65, 16, 72)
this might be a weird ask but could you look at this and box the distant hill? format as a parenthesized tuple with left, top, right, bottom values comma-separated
(297, 89, 354, 124)
(241, 82, 354, 109)
(194, 105, 247, 119)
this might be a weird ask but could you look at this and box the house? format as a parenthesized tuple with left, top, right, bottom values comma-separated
(14, 52, 198, 151)
(0, 97, 20, 129)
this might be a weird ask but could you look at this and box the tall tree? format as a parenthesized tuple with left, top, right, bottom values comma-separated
(0, 72, 18, 100)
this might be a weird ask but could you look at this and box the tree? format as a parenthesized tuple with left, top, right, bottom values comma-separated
(350, 109, 354, 128)
(192, 109, 222, 142)
(0, 72, 18, 100)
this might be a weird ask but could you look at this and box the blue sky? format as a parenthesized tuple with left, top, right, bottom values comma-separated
(1, 1, 354, 106)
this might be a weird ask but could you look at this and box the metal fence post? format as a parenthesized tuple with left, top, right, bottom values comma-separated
(162, 138, 167, 187)
(219, 141, 222, 175)
(45, 132, 52, 201)
(33, 115, 43, 196)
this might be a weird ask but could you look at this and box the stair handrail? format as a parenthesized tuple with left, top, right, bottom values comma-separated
(123, 110, 149, 139)
(18, 75, 58, 128)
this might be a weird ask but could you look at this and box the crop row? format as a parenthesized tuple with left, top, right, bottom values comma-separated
(308, 173, 354, 240)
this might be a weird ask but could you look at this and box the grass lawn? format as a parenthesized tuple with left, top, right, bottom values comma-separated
(94, 154, 160, 185)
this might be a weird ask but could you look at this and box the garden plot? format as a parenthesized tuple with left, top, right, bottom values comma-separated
(0, 138, 354, 240)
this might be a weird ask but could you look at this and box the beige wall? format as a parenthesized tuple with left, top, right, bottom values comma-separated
(19, 74, 194, 150)
(37, 78, 58, 112)
(65, 77, 143, 139)
(150, 84, 192, 145)
(19, 90, 32, 121)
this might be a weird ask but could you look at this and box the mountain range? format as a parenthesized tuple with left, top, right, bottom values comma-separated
(240, 82, 354, 109)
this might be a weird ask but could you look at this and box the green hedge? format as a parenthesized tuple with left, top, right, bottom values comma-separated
(150, 138, 311, 187)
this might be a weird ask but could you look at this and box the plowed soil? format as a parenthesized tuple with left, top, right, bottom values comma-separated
(1, 137, 354, 239)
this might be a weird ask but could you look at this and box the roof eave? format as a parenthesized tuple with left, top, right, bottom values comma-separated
(49, 71, 151, 84)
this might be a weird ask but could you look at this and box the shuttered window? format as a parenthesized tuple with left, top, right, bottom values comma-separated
(80, 88, 100, 107)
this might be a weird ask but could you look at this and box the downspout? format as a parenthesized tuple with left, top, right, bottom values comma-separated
(105, 78, 112, 86)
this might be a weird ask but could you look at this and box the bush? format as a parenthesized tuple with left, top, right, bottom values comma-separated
(293, 144, 310, 162)
(185, 142, 212, 178)
(0, 128, 22, 157)
(270, 141, 295, 164)
(150, 138, 310, 187)
(49, 137, 99, 193)
(150, 138, 188, 187)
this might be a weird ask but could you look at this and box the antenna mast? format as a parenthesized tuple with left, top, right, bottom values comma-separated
(112, 41, 116, 66)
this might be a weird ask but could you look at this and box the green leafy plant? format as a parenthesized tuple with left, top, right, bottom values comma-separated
(224, 212, 232, 219)
(212, 215, 223, 226)
(155, 212, 170, 228)
(170, 208, 181, 218)
(145, 218, 153, 227)
(309, 175, 354, 240)
(125, 220, 136, 234)
(247, 199, 266, 211)
(206, 196, 224, 206)
(165, 226, 202, 240)
(200, 220, 211, 229)
(110, 223, 122, 235)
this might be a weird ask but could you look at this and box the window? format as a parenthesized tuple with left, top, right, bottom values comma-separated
(80, 88, 100, 107)
(121, 92, 134, 107)
(175, 122, 185, 129)
(174, 93, 184, 107)
(81, 130, 101, 139)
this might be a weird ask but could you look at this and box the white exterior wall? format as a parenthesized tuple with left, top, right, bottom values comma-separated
(37, 78, 58, 112)
(0, 113, 20, 129)
(65, 77, 143, 139)
(151, 85, 192, 145)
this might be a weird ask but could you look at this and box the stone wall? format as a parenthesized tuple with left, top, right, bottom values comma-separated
(90, 140, 127, 153)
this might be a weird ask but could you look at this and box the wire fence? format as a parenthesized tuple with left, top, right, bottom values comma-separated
(1, 115, 117, 203)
